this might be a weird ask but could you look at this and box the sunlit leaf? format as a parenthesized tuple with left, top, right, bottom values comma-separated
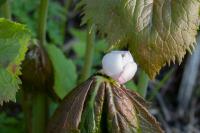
(80, 0, 200, 78)
(46, 44, 77, 99)
(0, 68, 20, 104)
(0, 18, 30, 104)
(48, 74, 163, 133)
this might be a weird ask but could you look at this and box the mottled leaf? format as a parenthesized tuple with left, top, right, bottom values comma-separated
(0, 18, 30, 104)
(48, 74, 164, 133)
(80, 0, 200, 78)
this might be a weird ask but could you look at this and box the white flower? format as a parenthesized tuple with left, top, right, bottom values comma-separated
(102, 51, 137, 84)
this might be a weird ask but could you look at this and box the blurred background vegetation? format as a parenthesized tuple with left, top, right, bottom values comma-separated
(0, 0, 200, 133)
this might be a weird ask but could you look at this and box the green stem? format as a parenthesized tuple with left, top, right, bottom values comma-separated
(21, 91, 32, 133)
(61, 0, 72, 38)
(1, 0, 11, 19)
(137, 69, 149, 98)
(32, 93, 47, 133)
(37, 0, 49, 47)
(79, 25, 95, 83)
(31, 0, 49, 133)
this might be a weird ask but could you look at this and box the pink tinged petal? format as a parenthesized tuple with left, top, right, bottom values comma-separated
(117, 62, 137, 84)
(102, 52, 123, 77)
(117, 76, 126, 84)
(102, 50, 137, 84)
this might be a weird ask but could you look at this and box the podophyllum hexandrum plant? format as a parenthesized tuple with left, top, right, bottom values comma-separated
(0, 0, 200, 133)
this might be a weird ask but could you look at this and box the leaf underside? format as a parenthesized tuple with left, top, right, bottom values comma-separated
(80, 0, 200, 78)
(48, 75, 164, 133)
(0, 18, 30, 104)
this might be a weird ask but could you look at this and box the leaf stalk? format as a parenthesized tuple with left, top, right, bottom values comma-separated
(79, 25, 95, 83)
(137, 69, 149, 98)
(1, 0, 11, 19)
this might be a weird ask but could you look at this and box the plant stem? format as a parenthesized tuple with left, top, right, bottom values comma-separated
(37, 0, 49, 47)
(31, 0, 49, 133)
(61, 0, 72, 39)
(32, 93, 47, 133)
(1, 0, 11, 19)
(21, 91, 32, 133)
(79, 25, 95, 83)
(137, 69, 149, 98)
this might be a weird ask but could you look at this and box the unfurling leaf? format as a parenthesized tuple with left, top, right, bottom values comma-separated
(21, 44, 53, 92)
(47, 74, 164, 133)
(79, 0, 200, 78)
(0, 18, 31, 104)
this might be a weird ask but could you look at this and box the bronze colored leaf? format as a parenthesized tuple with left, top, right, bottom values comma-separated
(48, 74, 164, 133)
(48, 78, 94, 132)
(124, 88, 164, 133)
(79, 0, 200, 78)
(21, 44, 53, 91)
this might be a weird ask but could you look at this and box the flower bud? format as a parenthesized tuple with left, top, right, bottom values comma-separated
(102, 51, 137, 84)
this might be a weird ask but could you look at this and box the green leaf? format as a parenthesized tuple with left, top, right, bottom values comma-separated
(70, 28, 87, 58)
(80, 0, 200, 78)
(70, 28, 87, 42)
(0, 38, 20, 67)
(79, 80, 104, 133)
(0, 113, 25, 133)
(0, 68, 19, 104)
(72, 41, 86, 58)
(11, 0, 38, 37)
(125, 80, 138, 92)
(47, 1, 65, 45)
(0, 18, 30, 104)
(95, 40, 108, 52)
(47, 20, 64, 45)
(46, 44, 77, 99)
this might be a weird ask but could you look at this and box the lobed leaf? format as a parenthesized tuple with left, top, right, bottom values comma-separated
(0, 18, 30, 104)
(80, 0, 200, 78)
(48, 74, 163, 133)
(47, 79, 94, 132)
(0, 68, 20, 104)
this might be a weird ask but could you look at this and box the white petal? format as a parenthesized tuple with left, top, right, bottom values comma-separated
(118, 62, 137, 84)
(102, 50, 137, 84)
(121, 51, 134, 66)
(102, 52, 123, 77)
